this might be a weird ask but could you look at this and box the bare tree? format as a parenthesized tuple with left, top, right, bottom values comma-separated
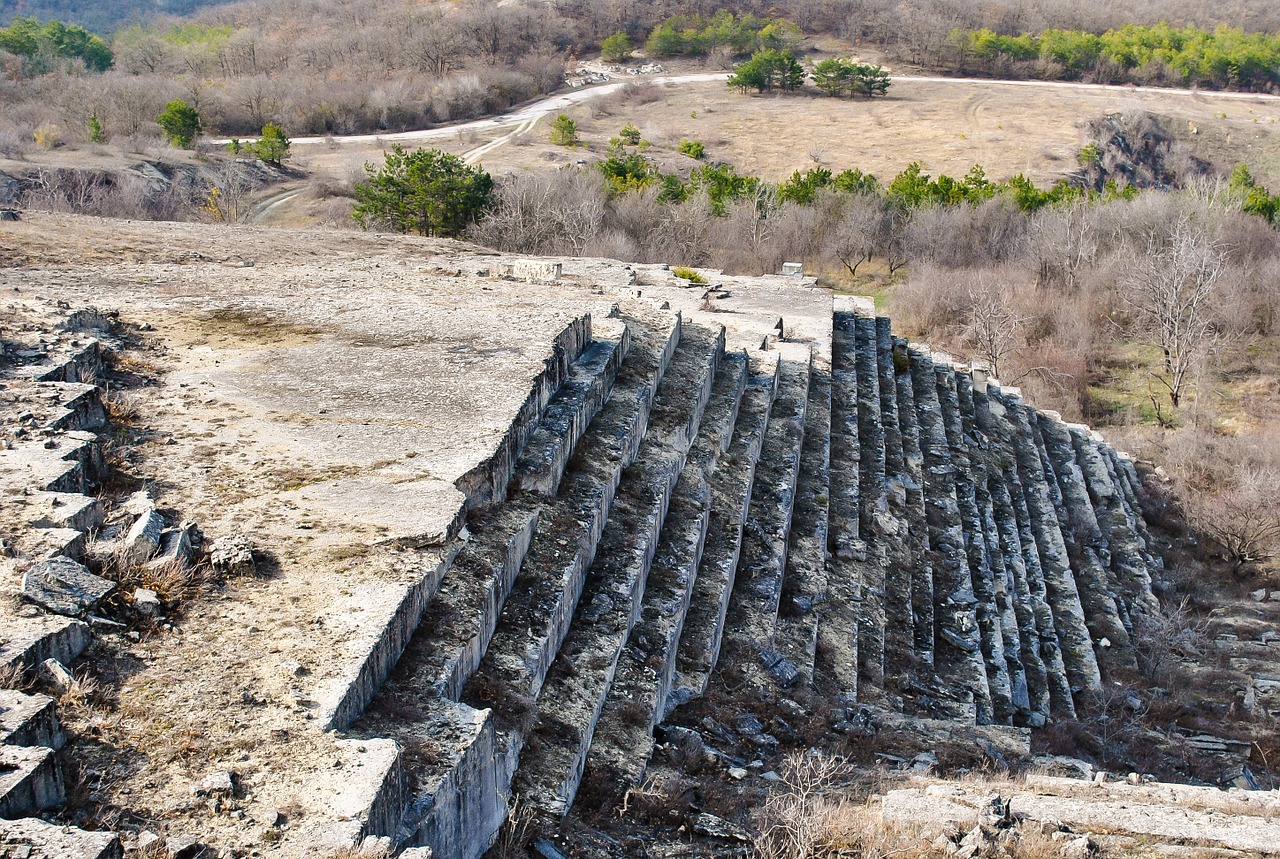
(470, 172, 559, 254)
(823, 192, 883, 277)
(963, 281, 1025, 381)
(1119, 214, 1230, 408)
(1027, 202, 1098, 288)
(201, 160, 257, 224)
(408, 10, 471, 76)
(233, 74, 282, 130)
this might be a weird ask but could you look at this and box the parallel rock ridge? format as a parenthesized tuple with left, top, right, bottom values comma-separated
(827, 296, 1160, 725)
(319, 295, 1162, 859)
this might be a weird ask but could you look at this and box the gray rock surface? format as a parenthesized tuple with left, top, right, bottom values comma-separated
(21, 556, 113, 616)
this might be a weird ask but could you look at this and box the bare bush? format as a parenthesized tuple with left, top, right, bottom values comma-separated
(1184, 468, 1280, 577)
(1132, 598, 1210, 679)
(753, 752, 856, 859)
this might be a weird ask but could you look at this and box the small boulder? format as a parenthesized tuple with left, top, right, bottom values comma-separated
(22, 556, 114, 616)
(38, 658, 75, 694)
(1061, 835, 1097, 859)
(210, 534, 256, 577)
(1221, 763, 1260, 790)
(166, 834, 202, 859)
(147, 523, 199, 571)
(692, 812, 752, 842)
(125, 508, 165, 565)
(134, 587, 161, 615)
(195, 770, 235, 797)
(911, 751, 940, 774)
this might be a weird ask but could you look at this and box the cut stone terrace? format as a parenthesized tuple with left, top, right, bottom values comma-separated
(0, 216, 1162, 858)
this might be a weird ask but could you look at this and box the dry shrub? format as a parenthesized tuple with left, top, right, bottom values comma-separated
(755, 752, 1112, 858)
(753, 752, 858, 859)
(617, 772, 694, 825)
(104, 388, 142, 424)
(491, 797, 538, 859)
(57, 669, 105, 720)
(107, 553, 210, 607)
(304, 172, 357, 202)
(0, 661, 36, 690)
(622, 82, 662, 105)
(0, 119, 31, 159)
(1131, 598, 1210, 680)
(1183, 470, 1280, 580)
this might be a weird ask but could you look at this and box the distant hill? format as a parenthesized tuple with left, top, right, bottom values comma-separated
(0, 0, 235, 34)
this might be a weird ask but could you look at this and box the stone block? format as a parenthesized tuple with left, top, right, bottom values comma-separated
(21, 556, 114, 616)
(0, 745, 65, 818)
(146, 524, 197, 571)
(38, 659, 75, 695)
(500, 260, 562, 283)
(0, 616, 91, 674)
(0, 689, 64, 749)
(0, 818, 121, 859)
(124, 508, 165, 565)
(209, 534, 255, 577)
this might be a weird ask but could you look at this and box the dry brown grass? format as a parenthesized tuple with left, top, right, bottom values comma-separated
(103, 388, 143, 424)
(387, 79, 1280, 189)
(107, 554, 210, 606)
(0, 661, 36, 690)
(753, 753, 1114, 859)
(56, 669, 105, 720)
(491, 797, 539, 859)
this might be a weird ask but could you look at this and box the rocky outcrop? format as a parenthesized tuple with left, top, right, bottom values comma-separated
(1, 293, 1154, 857)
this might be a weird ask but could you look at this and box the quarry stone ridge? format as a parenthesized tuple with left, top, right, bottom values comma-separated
(0, 214, 1256, 858)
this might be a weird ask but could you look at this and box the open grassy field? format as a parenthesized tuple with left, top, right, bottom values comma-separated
(287, 75, 1280, 196)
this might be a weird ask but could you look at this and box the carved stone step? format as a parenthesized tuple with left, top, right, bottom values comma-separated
(0, 690, 63, 749)
(716, 343, 812, 688)
(670, 350, 781, 707)
(514, 319, 630, 497)
(463, 308, 681, 709)
(577, 350, 748, 793)
(820, 306, 863, 699)
(0, 817, 121, 859)
(774, 360, 831, 689)
(975, 381, 1072, 719)
(375, 699, 512, 859)
(0, 745, 64, 819)
(454, 314, 593, 511)
(850, 307, 888, 695)
(317, 545, 460, 731)
(1037, 413, 1137, 678)
(991, 385, 1100, 705)
(512, 323, 723, 816)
